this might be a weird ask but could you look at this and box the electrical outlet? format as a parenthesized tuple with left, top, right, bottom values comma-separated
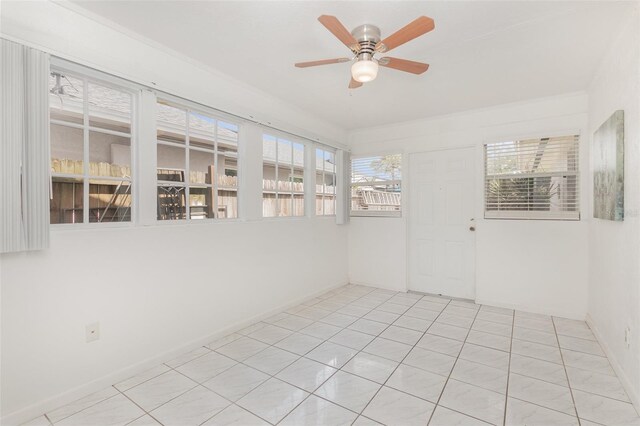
(86, 322, 100, 343)
(625, 326, 631, 349)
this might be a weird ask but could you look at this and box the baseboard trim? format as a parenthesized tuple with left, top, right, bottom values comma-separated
(2, 281, 348, 426)
(475, 297, 585, 321)
(586, 314, 640, 416)
(348, 280, 407, 293)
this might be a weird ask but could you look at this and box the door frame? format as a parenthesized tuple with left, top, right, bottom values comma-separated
(406, 145, 478, 299)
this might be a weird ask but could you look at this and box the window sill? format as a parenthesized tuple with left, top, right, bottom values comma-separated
(350, 211, 402, 218)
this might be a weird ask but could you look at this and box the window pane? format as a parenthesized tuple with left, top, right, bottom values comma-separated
(218, 189, 237, 219)
(324, 151, 336, 172)
(189, 149, 214, 184)
(351, 155, 402, 214)
(189, 112, 215, 150)
(316, 171, 324, 215)
(157, 102, 186, 144)
(49, 73, 84, 125)
(157, 144, 186, 182)
(219, 121, 239, 147)
(189, 186, 212, 219)
(263, 135, 278, 217)
(294, 194, 305, 217)
(88, 82, 131, 133)
(263, 193, 277, 218)
(263, 161, 277, 217)
(88, 179, 131, 223)
(279, 193, 293, 217)
(326, 173, 336, 195)
(157, 186, 186, 220)
(50, 177, 83, 224)
(316, 197, 324, 215)
(263, 135, 277, 162)
(50, 124, 83, 175)
(157, 141, 186, 220)
(278, 139, 292, 165)
(89, 131, 131, 177)
(324, 196, 336, 216)
(219, 155, 238, 188)
(277, 164, 292, 217)
(293, 142, 304, 167)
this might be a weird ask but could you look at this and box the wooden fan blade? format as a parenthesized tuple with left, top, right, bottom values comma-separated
(295, 58, 350, 68)
(376, 16, 435, 52)
(349, 77, 363, 89)
(378, 57, 429, 74)
(318, 15, 359, 51)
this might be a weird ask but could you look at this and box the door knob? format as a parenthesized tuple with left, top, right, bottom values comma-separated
(469, 226, 476, 231)
(469, 218, 475, 231)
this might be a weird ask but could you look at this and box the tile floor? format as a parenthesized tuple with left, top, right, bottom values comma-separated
(23, 285, 640, 426)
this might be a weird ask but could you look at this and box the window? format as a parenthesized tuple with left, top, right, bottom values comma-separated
(49, 69, 134, 224)
(484, 135, 580, 220)
(262, 134, 305, 217)
(156, 100, 239, 220)
(316, 148, 337, 216)
(351, 154, 402, 216)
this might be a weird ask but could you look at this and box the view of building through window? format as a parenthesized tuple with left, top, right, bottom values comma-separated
(351, 154, 402, 216)
(316, 148, 337, 216)
(156, 100, 239, 220)
(49, 66, 345, 226)
(49, 70, 133, 224)
(262, 135, 305, 217)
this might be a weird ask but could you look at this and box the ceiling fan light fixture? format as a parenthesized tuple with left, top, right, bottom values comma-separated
(351, 59, 378, 83)
(297, 15, 434, 89)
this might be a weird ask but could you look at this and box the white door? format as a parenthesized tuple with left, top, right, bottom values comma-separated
(409, 148, 476, 299)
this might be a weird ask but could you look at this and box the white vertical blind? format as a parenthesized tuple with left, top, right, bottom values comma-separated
(484, 135, 580, 220)
(1, 39, 50, 253)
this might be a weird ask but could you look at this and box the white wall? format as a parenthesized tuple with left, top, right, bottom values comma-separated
(349, 217, 406, 291)
(1, 220, 347, 421)
(587, 4, 640, 409)
(0, 2, 348, 423)
(348, 92, 590, 318)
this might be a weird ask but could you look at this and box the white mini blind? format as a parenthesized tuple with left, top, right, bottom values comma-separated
(1, 39, 50, 253)
(484, 135, 580, 220)
(351, 154, 402, 216)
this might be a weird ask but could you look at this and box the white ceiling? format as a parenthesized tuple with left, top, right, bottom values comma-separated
(68, 1, 633, 130)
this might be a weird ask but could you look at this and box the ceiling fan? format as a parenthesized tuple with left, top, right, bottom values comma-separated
(295, 15, 435, 89)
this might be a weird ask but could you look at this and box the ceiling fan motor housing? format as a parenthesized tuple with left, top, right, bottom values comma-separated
(351, 24, 383, 59)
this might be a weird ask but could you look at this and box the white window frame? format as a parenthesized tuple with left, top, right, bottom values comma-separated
(262, 132, 307, 218)
(49, 61, 139, 228)
(350, 154, 403, 218)
(48, 58, 350, 228)
(484, 135, 580, 221)
(155, 97, 241, 222)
